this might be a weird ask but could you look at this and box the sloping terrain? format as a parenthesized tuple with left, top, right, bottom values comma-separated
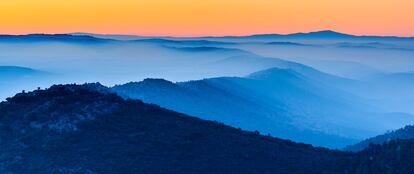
(0, 84, 350, 174)
(345, 125, 414, 152)
(348, 139, 414, 174)
(112, 68, 414, 148)
(2, 84, 414, 173)
(0, 66, 54, 100)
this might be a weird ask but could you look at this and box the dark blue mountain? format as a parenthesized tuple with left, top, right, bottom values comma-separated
(0, 84, 352, 174)
(287, 30, 354, 38)
(198, 30, 414, 40)
(2, 84, 414, 173)
(72, 30, 414, 41)
(199, 30, 352, 39)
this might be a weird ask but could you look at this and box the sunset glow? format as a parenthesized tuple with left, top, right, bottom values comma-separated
(0, 0, 413, 36)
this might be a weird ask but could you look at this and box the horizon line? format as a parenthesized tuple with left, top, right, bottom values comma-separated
(1, 30, 414, 38)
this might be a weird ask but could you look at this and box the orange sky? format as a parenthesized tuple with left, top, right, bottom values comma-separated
(0, 0, 413, 36)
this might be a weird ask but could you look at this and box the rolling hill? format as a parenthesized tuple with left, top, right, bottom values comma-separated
(345, 125, 414, 152)
(112, 67, 414, 148)
(0, 66, 54, 100)
(2, 84, 414, 173)
(0, 84, 350, 174)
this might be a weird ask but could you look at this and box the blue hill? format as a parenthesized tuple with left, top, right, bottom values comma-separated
(112, 67, 414, 148)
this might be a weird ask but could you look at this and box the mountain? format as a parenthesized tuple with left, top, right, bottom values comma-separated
(0, 84, 350, 174)
(193, 30, 414, 40)
(0, 34, 112, 44)
(348, 72, 414, 114)
(0, 66, 54, 100)
(348, 139, 414, 173)
(71, 32, 152, 40)
(0, 33, 314, 83)
(74, 30, 414, 41)
(0, 66, 42, 79)
(345, 125, 414, 152)
(3, 84, 414, 173)
(112, 67, 414, 148)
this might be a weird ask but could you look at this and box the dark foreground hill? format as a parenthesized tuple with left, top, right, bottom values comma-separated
(1, 84, 414, 174)
(350, 139, 414, 174)
(0, 84, 349, 174)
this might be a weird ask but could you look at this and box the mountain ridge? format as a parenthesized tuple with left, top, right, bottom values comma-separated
(112, 67, 414, 148)
(345, 125, 414, 152)
(70, 30, 414, 40)
(2, 83, 414, 173)
(0, 83, 350, 174)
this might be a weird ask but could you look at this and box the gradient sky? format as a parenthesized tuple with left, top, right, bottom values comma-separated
(0, 0, 413, 36)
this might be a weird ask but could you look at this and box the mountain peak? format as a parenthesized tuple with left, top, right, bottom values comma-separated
(313, 30, 343, 34)
(141, 78, 174, 85)
(291, 30, 352, 38)
(246, 30, 354, 39)
(247, 67, 301, 80)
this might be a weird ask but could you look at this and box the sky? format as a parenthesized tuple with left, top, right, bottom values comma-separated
(0, 0, 413, 36)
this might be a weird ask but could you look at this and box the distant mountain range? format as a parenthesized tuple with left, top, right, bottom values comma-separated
(0, 34, 113, 44)
(71, 30, 414, 40)
(230, 30, 414, 40)
(112, 67, 414, 148)
(1, 84, 414, 173)
(2, 31, 414, 149)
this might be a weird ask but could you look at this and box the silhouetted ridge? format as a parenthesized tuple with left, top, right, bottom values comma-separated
(202, 30, 414, 40)
(290, 30, 352, 38)
(0, 84, 350, 174)
(348, 139, 414, 173)
(126, 78, 176, 87)
(2, 84, 414, 173)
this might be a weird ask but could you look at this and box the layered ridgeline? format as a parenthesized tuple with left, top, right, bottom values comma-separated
(2, 33, 414, 117)
(0, 84, 347, 174)
(354, 72, 414, 114)
(112, 67, 414, 148)
(1, 84, 414, 173)
(0, 33, 318, 84)
(345, 125, 414, 152)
